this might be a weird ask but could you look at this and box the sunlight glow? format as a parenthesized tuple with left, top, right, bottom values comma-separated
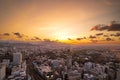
(53, 31, 75, 41)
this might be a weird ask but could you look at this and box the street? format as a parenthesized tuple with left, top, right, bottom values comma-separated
(26, 59, 44, 80)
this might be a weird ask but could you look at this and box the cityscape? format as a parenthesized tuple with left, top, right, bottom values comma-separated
(0, 0, 120, 80)
(0, 42, 120, 80)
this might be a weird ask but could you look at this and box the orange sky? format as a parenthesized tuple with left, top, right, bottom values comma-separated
(0, 0, 120, 44)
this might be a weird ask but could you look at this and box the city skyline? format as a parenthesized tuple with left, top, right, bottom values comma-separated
(0, 0, 120, 44)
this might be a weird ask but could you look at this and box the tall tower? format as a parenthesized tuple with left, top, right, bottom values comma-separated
(0, 63, 6, 80)
(13, 52, 22, 65)
(67, 49, 72, 70)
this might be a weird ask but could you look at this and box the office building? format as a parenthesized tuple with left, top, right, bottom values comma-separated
(0, 63, 6, 80)
(13, 52, 22, 65)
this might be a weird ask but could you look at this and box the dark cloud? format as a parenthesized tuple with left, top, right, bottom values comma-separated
(103, 35, 109, 37)
(68, 38, 72, 40)
(115, 33, 120, 37)
(43, 39, 58, 43)
(106, 38, 114, 41)
(31, 37, 41, 41)
(110, 33, 120, 37)
(96, 33, 103, 36)
(43, 39, 51, 42)
(110, 34, 115, 36)
(31, 38, 35, 40)
(76, 37, 87, 40)
(108, 24, 120, 31)
(91, 21, 120, 31)
(34, 37, 41, 40)
(83, 37, 87, 39)
(89, 35, 96, 39)
(76, 38, 82, 40)
(13, 32, 23, 38)
(3, 33, 10, 36)
(91, 24, 108, 31)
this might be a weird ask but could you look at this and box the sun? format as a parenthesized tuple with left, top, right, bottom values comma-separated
(53, 31, 75, 42)
(45, 23, 76, 42)
(54, 32, 68, 40)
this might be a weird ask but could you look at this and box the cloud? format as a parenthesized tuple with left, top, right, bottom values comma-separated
(0, 33, 10, 36)
(106, 37, 114, 41)
(83, 37, 87, 39)
(43, 39, 51, 42)
(34, 37, 41, 40)
(110, 33, 120, 37)
(103, 35, 109, 37)
(68, 38, 72, 40)
(114, 33, 120, 37)
(96, 33, 103, 36)
(110, 34, 115, 36)
(76, 38, 82, 40)
(90, 40, 98, 43)
(31, 37, 41, 41)
(91, 24, 108, 31)
(31, 38, 36, 40)
(115, 33, 120, 37)
(3, 33, 10, 36)
(91, 21, 120, 31)
(76, 37, 86, 40)
(108, 24, 120, 31)
(89, 35, 96, 39)
(13, 32, 23, 38)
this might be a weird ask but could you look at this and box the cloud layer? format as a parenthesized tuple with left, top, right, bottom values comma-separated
(13, 32, 23, 38)
(91, 21, 120, 31)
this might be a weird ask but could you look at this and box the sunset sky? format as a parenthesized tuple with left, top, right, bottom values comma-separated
(0, 0, 120, 44)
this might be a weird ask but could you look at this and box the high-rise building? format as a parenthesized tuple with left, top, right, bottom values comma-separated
(0, 63, 6, 80)
(2, 59, 10, 67)
(67, 55, 72, 69)
(13, 52, 22, 65)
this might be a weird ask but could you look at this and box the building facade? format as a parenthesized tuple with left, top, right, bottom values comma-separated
(0, 63, 6, 80)
(13, 52, 22, 65)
